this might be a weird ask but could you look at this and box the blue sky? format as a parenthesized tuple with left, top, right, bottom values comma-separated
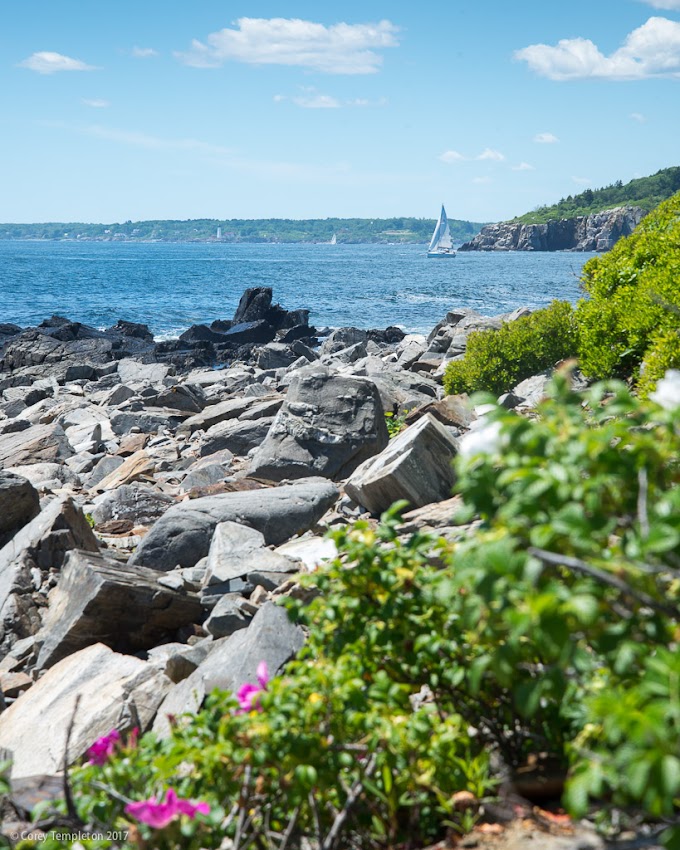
(1, 0, 678, 223)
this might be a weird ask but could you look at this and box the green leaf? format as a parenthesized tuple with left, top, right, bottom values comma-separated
(661, 755, 680, 796)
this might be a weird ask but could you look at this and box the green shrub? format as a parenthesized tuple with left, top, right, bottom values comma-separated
(575, 190, 680, 386)
(637, 329, 680, 398)
(25, 374, 680, 849)
(443, 300, 578, 396)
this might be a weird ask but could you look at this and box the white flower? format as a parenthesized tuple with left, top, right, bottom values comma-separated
(649, 369, 680, 411)
(458, 420, 503, 460)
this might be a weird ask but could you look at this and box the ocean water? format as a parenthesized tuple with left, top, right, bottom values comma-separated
(0, 241, 594, 338)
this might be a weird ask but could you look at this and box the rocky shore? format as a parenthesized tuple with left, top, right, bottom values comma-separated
(0, 287, 558, 837)
(459, 205, 644, 252)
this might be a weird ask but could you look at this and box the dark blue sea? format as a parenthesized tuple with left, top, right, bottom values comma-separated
(0, 241, 594, 338)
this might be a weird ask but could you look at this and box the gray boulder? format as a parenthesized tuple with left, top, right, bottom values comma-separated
(203, 593, 252, 638)
(90, 483, 176, 528)
(0, 422, 73, 467)
(0, 496, 99, 654)
(130, 480, 339, 571)
(0, 643, 171, 779)
(249, 367, 388, 482)
(345, 413, 459, 515)
(204, 521, 299, 586)
(35, 550, 203, 670)
(198, 417, 274, 458)
(0, 472, 40, 547)
(153, 603, 304, 737)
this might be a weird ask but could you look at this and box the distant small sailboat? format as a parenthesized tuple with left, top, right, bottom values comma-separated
(427, 205, 456, 258)
(330, 233, 337, 245)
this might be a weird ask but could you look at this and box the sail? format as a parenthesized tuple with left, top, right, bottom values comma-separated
(428, 205, 453, 252)
(330, 233, 337, 245)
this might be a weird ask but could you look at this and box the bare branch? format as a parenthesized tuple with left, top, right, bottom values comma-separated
(63, 695, 81, 823)
(321, 755, 376, 850)
(528, 547, 680, 619)
(278, 805, 300, 850)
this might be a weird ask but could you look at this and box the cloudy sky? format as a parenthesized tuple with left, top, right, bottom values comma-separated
(1, 0, 678, 222)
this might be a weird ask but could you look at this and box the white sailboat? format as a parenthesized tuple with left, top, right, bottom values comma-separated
(330, 233, 337, 245)
(427, 204, 456, 258)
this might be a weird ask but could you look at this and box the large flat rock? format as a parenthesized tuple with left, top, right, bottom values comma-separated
(130, 480, 339, 571)
(0, 643, 171, 779)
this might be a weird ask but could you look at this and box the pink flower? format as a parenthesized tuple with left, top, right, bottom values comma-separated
(125, 788, 210, 829)
(236, 661, 270, 714)
(87, 729, 121, 766)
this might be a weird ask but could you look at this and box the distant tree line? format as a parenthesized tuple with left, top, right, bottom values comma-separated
(515, 166, 680, 225)
(0, 217, 485, 245)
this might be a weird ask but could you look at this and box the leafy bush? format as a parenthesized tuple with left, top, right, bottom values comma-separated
(575, 191, 680, 387)
(443, 300, 577, 396)
(24, 373, 680, 849)
(515, 166, 680, 224)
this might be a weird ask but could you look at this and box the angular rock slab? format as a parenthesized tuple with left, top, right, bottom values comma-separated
(0, 471, 40, 547)
(35, 549, 204, 670)
(345, 413, 459, 515)
(249, 367, 388, 482)
(205, 521, 298, 586)
(130, 480, 339, 571)
(0, 422, 73, 468)
(0, 643, 171, 779)
(0, 496, 98, 655)
(153, 602, 304, 737)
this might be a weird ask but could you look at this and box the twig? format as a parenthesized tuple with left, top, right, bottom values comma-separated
(309, 792, 323, 848)
(528, 547, 680, 618)
(234, 765, 252, 850)
(88, 780, 134, 806)
(278, 805, 300, 850)
(637, 467, 650, 539)
(63, 695, 81, 823)
(320, 755, 376, 850)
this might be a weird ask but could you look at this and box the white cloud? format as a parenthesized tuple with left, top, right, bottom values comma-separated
(82, 98, 110, 108)
(132, 47, 158, 58)
(512, 162, 535, 171)
(515, 16, 680, 80)
(175, 17, 400, 74)
(275, 88, 384, 108)
(534, 132, 559, 143)
(640, 0, 680, 9)
(572, 176, 591, 185)
(476, 148, 505, 161)
(293, 94, 340, 108)
(630, 111, 647, 121)
(472, 176, 493, 184)
(438, 150, 466, 163)
(18, 51, 97, 75)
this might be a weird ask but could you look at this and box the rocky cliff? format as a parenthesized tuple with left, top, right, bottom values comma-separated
(459, 205, 645, 252)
